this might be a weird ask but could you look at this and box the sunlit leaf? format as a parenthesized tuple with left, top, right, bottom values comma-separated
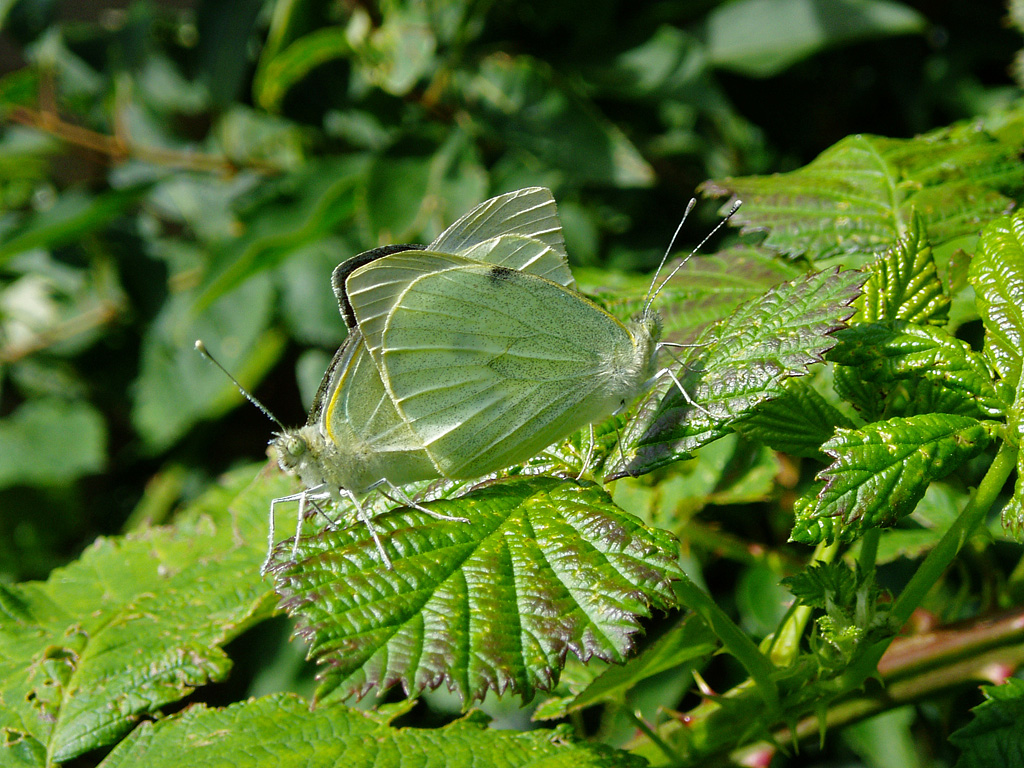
(607, 267, 863, 478)
(273, 478, 683, 705)
(792, 414, 994, 544)
(701, 128, 1024, 261)
(0, 466, 286, 762)
(99, 696, 645, 768)
(972, 210, 1024, 386)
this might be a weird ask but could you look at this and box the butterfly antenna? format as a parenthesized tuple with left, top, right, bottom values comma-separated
(643, 199, 742, 314)
(644, 198, 696, 306)
(195, 339, 287, 431)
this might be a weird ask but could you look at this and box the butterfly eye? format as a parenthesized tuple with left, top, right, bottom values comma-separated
(274, 434, 307, 471)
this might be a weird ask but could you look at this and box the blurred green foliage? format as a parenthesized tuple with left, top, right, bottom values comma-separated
(1, 1, 1024, 766)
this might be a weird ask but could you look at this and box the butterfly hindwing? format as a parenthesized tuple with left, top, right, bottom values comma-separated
(428, 186, 567, 260)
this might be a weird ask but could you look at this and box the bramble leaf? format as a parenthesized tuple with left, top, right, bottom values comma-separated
(99, 694, 644, 768)
(701, 128, 1024, 260)
(829, 321, 1007, 420)
(591, 244, 803, 345)
(855, 210, 949, 325)
(782, 561, 892, 667)
(949, 678, 1024, 768)
(972, 210, 1024, 386)
(272, 478, 683, 705)
(0, 466, 288, 763)
(791, 414, 994, 544)
(607, 267, 863, 478)
(735, 376, 854, 459)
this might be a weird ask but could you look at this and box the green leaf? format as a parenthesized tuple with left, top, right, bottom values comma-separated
(783, 561, 877, 611)
(791, 414, 994, 544)
(736, 564, 792, 637)
(593, 24, 706, 100)
(461, 54, 655, 187)
(829, 321, 1007, 420)
(783, 561, 893, 666)
(254, 27, 352, 111)
(534, 613, 717, 719)
(590, 244, 804, 344)
(132, 273, 282, 451)
(0, 466, 288, 763)
(272, 478, 683, 705)
(949, 678, 1024, 768)
(842, 707, 922, 768)
(0, 186, 150, 265)
(99, 695, 644, 768)
(701, 129, 1024, 260)
(607, 267, 864, 479)
(1002, 377, 1024, 537)
(361, 154, 435, 242)
(856, 209, 950, 325)
(611, 434, 780, 531)
(0, 398, 105, 488)
(704, 0, 925, 78)
(971, 210, 1024, 386)
(193, 155, 368, 313)
(348, 4, 437, 96)
(736, 376, 854, 459)
(195, 0, 264, 106)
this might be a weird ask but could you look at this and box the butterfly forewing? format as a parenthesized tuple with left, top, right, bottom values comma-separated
(346, 251, 642, 478)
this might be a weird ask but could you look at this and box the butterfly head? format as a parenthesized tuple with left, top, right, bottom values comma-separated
(271, 426, 329, 489)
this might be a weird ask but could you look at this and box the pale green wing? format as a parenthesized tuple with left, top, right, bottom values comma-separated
(458, 234, 575, 289)
(332, 244, 426, 329)
(316, 331, 437, 491)
(346, 238, 572, 357)
(428, 187, 567, 260)
(347, 251, 645, 478)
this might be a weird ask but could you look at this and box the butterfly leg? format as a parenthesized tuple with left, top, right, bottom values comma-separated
(345, 489, 393, 569)
(293, 489, 341, 560)
(658, 365, 713, 417)
(576, 423, 596, 481)
(265, 488, 310, 573)
(265, 487, 333, 573)
(381, 480, 470, 523)
(289, 491, 309, 562)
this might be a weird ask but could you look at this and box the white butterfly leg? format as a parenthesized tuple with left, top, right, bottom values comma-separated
(576, 423, 596, 481)
(379, 479, 470, 524)
(290, 490, 339, 560)
(658, 366, 712, 417)
(344, 489, 392, 569)
(264, 485, 331, 573)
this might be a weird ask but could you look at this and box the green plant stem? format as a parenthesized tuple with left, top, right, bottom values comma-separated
(627, 709, 681, 764)
(767, 604, 1024, 752)
(839, 441, 1017, 693)
(673, 572, 779, 712)
(856, 527, 879, 573)
(769, 539, 839, 665)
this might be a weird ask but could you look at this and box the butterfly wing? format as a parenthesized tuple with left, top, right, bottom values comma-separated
(315, 331, 438, 491)
(347, 251, 646, 478)
(429, 186, 567, 262)
(458, 234, 575, 289)
(331, 244, 427, 329)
